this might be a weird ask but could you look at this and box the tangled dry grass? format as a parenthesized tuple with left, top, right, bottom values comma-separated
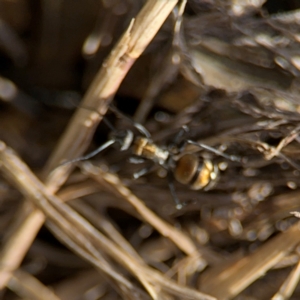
(1, 0, 300, 299)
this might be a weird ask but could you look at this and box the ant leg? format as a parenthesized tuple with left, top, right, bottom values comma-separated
(167, 171, 184, 210)
(168, 125, 189, 151)
(174, 125, 189, 144)
(129, 157, 146, 164)
(185, 140, 241, 162)
(133, 163, 156, 179)
(109, 104, 151, 138)
(61, 139, 116, 165)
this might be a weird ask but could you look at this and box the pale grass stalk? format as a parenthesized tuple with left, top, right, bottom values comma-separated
(200, 222, 300, 299)
(70, 199, 143, 262)
(272, 260, 300, 300)
(0, 210, 44, 288)
(79, 162, 200, 258)
(8, 269, 61, 300)
(0, 141, 215, 300)
(0, 0, 178, 291)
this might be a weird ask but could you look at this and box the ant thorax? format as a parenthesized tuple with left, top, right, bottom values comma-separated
(133, 136, 169, 166)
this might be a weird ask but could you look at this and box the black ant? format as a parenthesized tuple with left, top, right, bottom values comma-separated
(63, 105, 240, 209)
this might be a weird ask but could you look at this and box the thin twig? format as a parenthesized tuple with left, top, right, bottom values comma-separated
(0, 0, 179, 290)
(0, 141, 216, 300)
(79, 161, 200, 257)
(8, 269, 61, 300)
(272, 260, 300, 300)
(200, 222, 300, 299)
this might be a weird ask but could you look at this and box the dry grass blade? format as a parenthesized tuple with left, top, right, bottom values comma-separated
(0, 141, 145, 298)
(265, 125, 300, 160)
(133, 0, 187, 123)
(3, 1, 300, 299)
(45, 220, 149, 300)
(70, 199, 143, 262)
(8, 269, 61, 300)
(44, 0, 179, 176)
(201, 222, 300, 299)
(79, 161, 200, 258)
(272, 261, 300, 300)
(0, 0, 179, 292)
(53, 270, 107, 300)
(0, 208, 45, 289)
(189, 48, 293, 93)
(0, 141, 216, 300)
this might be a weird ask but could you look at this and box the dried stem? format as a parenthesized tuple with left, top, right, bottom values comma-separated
(8, 269, 61, 300)
(0, 0, 179, 291)
(0, 141, 215, 300)
(201, 222, 300, 299)
(79, 161, 200, 257)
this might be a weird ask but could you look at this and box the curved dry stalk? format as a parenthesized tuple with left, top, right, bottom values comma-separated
(46, 221, 149, 300)
(133, 0, 188, 123)
(70, 199, 144, 263)
(0, 0, 179, 291)
(8, 269, 61, 300)
(200, 222, 300, 300)
(52, 270, 107, 300)
(0, 142, 142, 298)
(79, 161, 200, 258)
(272, 260, 300, 300)
(44, 0, 179, 176)
(0, 209, 45, 289)
(0, 141, 215, 300)
(264, 125, 300, 160)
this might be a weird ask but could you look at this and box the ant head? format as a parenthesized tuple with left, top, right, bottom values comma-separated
(109, 130, 134, 151)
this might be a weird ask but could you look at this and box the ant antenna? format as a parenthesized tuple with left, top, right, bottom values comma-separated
(186, 140, 241, 163)
(71, 101, 151, 138)
(61, 139, 116, 166)
(102, 117, 116, 132)
(66, 99, 151, 138)
(109, 104, 151, 138)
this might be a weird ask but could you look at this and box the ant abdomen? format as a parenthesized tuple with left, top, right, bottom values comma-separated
(174, 154, 219, 190)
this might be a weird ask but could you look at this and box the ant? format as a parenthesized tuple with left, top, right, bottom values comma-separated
(63, 105, 240, 209)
